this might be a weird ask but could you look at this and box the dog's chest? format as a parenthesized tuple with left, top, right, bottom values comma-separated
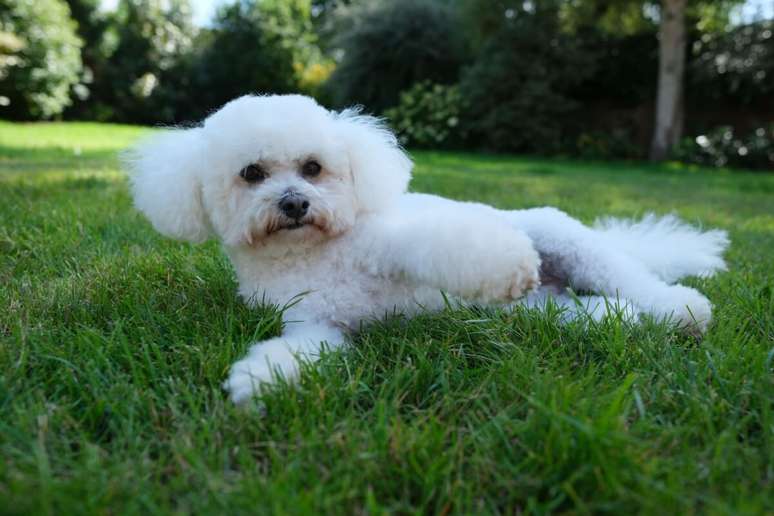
(228, 243, 441, 329)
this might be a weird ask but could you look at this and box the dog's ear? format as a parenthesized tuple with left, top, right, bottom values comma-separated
(335, 109, 412, 212)
(125, 128, 211, 243)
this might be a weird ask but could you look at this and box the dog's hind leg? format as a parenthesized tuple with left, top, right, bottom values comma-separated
(504, 207, 713, 332)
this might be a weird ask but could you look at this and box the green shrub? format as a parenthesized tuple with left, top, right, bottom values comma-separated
(0, 0, 82, 119)
(575, 129, 640, 160)
(153, 0, 320, 124)
(672, 125, 774, 170)
(689, 20, 774, 107)
(81, 0, 196, 124)
(458, 3, 595, 154)
(324, 0, 467, 113)
(384, 81, 467, 149)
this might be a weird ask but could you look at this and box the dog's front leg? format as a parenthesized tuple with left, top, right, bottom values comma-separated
(372, 212, 540, 302)
(224, 322, 344, 404)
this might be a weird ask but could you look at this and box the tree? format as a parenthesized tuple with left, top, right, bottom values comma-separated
(0, 29, 23, 83)
(63, 0, 112, 115)
(650, 0, 688, 160)
(649, 0, 744, 160)
(91, 0, 196, 123)
(689, 19, 774, 107)
(176, 0, 316, 122)
(324, 0, 467, 112)
(0, 0, 82, 119)
(459, 1, 597, 153)
(555, 0, 743, 161)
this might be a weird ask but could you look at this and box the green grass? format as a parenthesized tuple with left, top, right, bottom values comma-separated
(1, 121, 773, 514)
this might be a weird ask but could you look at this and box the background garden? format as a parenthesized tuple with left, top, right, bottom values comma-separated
(1, 0, 773, 169)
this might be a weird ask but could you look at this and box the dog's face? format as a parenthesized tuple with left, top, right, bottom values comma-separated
(127, 95, 412, 247)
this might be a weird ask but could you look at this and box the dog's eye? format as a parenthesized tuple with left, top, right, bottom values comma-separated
(301, 160, 322, 178)
(239, 164, 267, 183)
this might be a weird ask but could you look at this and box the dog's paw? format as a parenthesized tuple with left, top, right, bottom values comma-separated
(224, 343, 300, 404)
(663, 285, 713, 335)
(474, 231, 541, 303)
(505, 251, 541, 299)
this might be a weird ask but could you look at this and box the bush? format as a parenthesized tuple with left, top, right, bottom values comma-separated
(324, 0, 467, 113)
(458, 3, 596, 154)
(162, 0, 319, 123)
(384, 82, 467, 149)
(575, 129, 640, 160)
(570, 29, 658, 107)
(689, 20, 774, 107)
(83, 0, 196, 123)
(179, 0, 297, 121)
(0, 0, 82, 119)
(672, 125, 774, 170)
(61, 0, 114, 119)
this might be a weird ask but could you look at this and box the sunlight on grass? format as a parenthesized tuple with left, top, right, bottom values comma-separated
(0, 121, 150, 152)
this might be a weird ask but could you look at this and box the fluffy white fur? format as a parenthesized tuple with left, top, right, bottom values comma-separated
(126, 94, 729, 404)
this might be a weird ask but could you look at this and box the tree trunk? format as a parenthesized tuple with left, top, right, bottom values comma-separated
(650, 0, 687, 161)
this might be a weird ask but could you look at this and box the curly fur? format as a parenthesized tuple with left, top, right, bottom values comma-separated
(126, 94, 729, 404)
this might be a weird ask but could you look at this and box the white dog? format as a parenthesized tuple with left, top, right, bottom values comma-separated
(127, 94, 729, 404)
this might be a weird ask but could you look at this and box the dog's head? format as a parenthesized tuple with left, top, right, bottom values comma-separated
(126, 94, 412, 247)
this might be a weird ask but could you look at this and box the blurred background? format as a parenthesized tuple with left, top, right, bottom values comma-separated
(0, 0, 772, 169)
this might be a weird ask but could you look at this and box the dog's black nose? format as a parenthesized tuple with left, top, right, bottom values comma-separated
(279, 194, 310, 219)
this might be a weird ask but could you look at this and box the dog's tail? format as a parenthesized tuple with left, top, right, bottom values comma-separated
(593, 214, 729, 283)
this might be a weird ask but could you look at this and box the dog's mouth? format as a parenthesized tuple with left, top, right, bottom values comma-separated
(284, 221, 306, 231)
(267, 218, 324, 234)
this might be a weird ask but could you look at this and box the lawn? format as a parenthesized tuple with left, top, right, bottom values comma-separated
(1, 121, 772, 514)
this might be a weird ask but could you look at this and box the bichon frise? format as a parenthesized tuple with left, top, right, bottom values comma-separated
(127, 94, 729, 404)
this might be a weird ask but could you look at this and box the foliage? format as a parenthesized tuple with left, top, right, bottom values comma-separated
(62, 0, 113, 114)
(384, 81, 466, 149)
(673, 125, 774, 170)
(324, 0, 467, 112)
(83, 0, 196, 123)
(571, 28, 658, 106)
(65, 0, 109, 46)
(575, 129, 641, 160)
(557, 0, 656, 35)
(689, 20, 774, 106)
(294, 60, 335, 99)
(0, 29, 23, 79)
(165, 0, 321, 123)
(459, 2, 596, 154)
(0, 0, 82, 119)
(556, 0, 743, 36)
(2, 122, 774, 513)
(1, 0, 772, 165)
